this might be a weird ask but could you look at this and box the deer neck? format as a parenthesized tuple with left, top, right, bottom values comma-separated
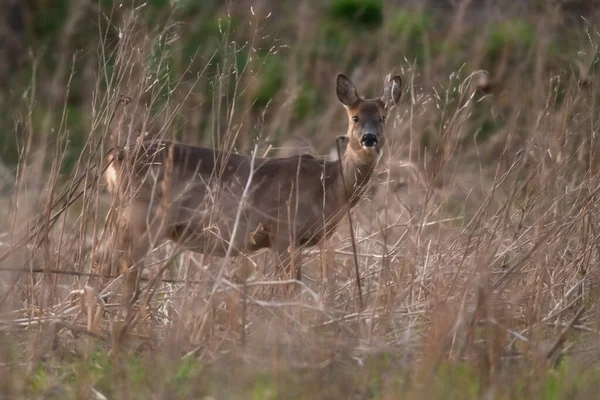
(338, 147, 379, 208)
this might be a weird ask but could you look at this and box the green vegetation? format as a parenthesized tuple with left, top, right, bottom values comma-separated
(294, 84, 319, 121)
(485, 19, 537, 63)
(0, 1, 585, 166)
(253, 53, 285, 109)
(329, 0, 384, 30)
(8, 347, 600, 399)
(387, 9, 432, 40)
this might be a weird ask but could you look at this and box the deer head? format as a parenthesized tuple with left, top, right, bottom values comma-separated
(336, 74, 402, 159)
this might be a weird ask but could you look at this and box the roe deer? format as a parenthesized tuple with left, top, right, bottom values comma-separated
(103, 73, 402, 301)
(275, 135, 317, 158)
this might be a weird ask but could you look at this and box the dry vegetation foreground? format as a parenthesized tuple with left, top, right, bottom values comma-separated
(1, 1, 600, 399)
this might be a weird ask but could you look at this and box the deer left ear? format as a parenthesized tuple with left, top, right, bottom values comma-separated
(380, 75, 402, 110)
(337, 74, 360, 108)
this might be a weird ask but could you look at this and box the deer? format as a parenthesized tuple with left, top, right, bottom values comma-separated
(102, 73, 402, 302)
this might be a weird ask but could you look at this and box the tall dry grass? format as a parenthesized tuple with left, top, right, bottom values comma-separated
(1, 1, 600, 398)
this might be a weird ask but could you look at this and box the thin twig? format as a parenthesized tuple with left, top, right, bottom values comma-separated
(546, 305, 587, 361)
(336, 135, 363, 310)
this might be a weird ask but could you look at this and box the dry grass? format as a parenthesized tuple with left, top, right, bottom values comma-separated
(1, 1, 600, 399)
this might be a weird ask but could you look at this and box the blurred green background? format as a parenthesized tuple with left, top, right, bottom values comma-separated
(0, 0, 597, 173)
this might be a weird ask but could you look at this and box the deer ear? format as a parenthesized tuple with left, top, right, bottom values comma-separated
(336, 74, 360, 107)
(380, 75, 402, 109)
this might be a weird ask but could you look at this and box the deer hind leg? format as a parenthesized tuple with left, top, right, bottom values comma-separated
(273, 242, 303, 281)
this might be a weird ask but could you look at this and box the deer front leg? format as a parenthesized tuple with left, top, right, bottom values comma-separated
(273, 240, 303, 281)
(270, 237, 304, 299)
(114, 200, 165, 308)
(115, 220, 146, 309)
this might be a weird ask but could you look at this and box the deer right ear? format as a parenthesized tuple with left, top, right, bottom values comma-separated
(380, 75, 402, 110)
(336, 74, 359, 107)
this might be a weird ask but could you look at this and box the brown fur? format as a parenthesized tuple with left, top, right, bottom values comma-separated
(103, 74, 402, 299)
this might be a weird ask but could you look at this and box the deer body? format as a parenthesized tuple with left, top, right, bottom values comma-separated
(104, 74, 401, 295)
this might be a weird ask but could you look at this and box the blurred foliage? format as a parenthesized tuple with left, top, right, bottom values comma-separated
(0, 0, 595, 173)
(253, 53, 285, 109)
(384, 9, 436, 65)
(318, 21, 354, 61)
(30, 0, 70, 39)
(387, 9, 432, 40)
(12, 345, 600, 400)
(329, 0, 383, 30)
(485, 19, 537, 63)
(294, 84, 320, 122)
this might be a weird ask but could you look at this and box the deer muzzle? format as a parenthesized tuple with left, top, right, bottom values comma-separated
(360, 133, 378, 147)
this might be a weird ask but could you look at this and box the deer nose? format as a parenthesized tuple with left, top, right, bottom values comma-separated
(361, 133, 378, 147)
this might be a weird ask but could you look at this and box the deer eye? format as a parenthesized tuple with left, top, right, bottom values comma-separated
(352, 116, 359, 123)
(381, 116, 387, 123)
